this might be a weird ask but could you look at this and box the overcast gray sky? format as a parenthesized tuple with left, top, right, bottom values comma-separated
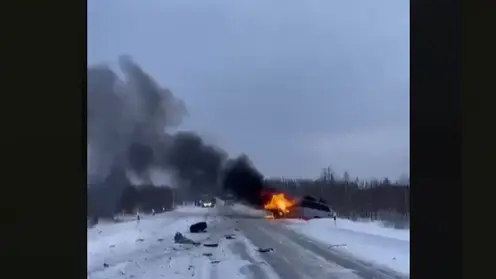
(87, 0, 409, 180)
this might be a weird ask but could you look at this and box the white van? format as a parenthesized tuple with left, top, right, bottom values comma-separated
(289, 199, 335, 220)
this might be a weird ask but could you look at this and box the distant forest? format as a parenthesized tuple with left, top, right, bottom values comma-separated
(266, 169, 409, 228)
(88, 168, 409, 229)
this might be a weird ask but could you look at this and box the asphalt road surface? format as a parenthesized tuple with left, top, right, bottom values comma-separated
(215, 204, 408, 279)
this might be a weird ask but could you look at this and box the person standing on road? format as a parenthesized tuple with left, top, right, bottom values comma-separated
(136, 210, 141, 226)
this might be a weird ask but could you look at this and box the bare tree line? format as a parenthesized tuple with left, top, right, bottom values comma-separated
(266, 168, 410, 228)
(88, 167, 410, 229)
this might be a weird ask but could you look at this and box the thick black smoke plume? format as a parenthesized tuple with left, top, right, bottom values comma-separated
(222, 155, 267, 207)
(87, 56, 268, 216)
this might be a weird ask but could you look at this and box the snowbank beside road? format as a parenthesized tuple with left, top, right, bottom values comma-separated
(331, 218, 409, 241)
(174, 205, 214, 214)
(286, 218, 410, 275)
(87, 213, 205, 272)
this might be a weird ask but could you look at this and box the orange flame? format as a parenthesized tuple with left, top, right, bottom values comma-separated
(263, 193, 296, 216)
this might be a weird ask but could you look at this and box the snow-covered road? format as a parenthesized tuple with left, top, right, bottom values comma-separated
(88, 206, 278, 279)
(87, 204, 409, 279)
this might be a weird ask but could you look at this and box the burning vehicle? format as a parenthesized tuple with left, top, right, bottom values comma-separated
(263, 192, 297, 219)
(262, 192, 335, 220)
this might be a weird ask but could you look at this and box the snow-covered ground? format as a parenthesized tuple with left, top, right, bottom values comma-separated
(87, 206, 279, 279)
(174, 204, 218, 214)
(87, 211, 206, 274)
(88, 204, 409, 279)
(285, 217, 410, 275)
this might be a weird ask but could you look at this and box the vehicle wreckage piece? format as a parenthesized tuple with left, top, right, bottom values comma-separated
(257, 247, 274, 253)
(174, 232, 200, 245)
(225, 234, 236, 239)
(190, 221, 207, 233)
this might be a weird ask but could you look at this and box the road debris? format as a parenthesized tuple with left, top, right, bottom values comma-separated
(257, 248, 274, 253)
(189, 222, 207, 233)
(174, 232, 200, 245)
(225, 234, 236, 239)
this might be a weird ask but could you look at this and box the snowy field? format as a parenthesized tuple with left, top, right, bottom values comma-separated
(285, 217, 410, 275)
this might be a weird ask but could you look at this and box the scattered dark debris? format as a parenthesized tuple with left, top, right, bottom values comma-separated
(257, 248, 273, 253)
(109, 245, 115, 248)
(174, 232, 200, 245)
(190, 222, 207, 233)
(103, 263, 109, 268)
(203, 243, 219, 248)
(173, 245, 194, 251)
(157, 238, 164, 242)
(225, 235, 236, 240)
(203, 253, 213, 257)
(188, 265, 194, 270)
(136, 238, 145, 242)
(211, 260, 221, 264)
(119, 270, 125, 275)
